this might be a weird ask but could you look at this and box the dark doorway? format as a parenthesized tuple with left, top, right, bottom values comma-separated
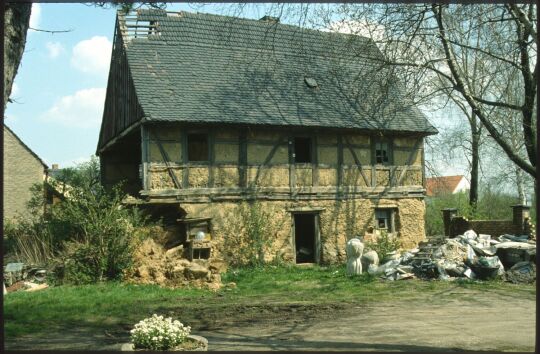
(294, 213, 318, 264)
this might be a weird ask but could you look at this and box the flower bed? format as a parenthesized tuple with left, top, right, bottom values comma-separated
(130, 314, 192, 350)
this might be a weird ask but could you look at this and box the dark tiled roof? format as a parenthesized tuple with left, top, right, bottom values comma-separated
(121, 9, 438, 134)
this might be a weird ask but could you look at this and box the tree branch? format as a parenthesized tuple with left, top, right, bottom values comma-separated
(431, 4, 536, 178)
(446, 38, 521, 70)
(29, 27, 73, 34)
(507, 4, 538, 45)
(471, 95, 522, 111)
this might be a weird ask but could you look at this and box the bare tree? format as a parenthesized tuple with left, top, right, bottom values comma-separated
(217, 3, 537, 178)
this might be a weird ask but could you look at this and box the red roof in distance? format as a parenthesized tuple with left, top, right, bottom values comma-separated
(426, 175, 467, 196)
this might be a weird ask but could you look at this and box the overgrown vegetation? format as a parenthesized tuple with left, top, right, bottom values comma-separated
(3, 157, 150, 284)
(221, 201, 284, 267)
(364, 231, 401, 261)
(425, 189, 526, 236)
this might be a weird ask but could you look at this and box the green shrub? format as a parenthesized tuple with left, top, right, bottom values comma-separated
(364, 230, 401, 261)
(53, 184, 148, 284)
(4, 178, 149, 284)
(222, 201, 283, 267)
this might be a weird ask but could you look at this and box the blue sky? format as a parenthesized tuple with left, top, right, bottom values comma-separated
(5, 3, 463, 175)
(5, 3, 259, 168)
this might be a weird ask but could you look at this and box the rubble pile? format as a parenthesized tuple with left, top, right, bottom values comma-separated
(366, 230, 536, 283)
(128, 238, 230, 291)
(3, 262, 49, 294)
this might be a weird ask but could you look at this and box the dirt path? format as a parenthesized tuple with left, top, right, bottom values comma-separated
(5, 287, 535, 351)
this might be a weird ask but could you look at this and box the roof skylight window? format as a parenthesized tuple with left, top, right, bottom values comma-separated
(304, 77, 318, 88)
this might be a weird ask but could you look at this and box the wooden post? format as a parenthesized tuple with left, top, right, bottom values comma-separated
(140, 125, 149, 191)
(181, 130, 189, 189)
(337, 134, 343, 189)
(208, 130, 215, 188)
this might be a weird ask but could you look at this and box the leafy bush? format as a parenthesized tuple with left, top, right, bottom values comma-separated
(364, 230, 401, 261)
(52, 184, 148, 284)
(222, 201, 284, 267)
(4, 156, 149, 284)
(130, 314, 191, 350)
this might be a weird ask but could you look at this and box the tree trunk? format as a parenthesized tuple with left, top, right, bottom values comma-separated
(469, 110, 480, 211)
(515, 167, 527, 205)
(3, 2, 32, 111)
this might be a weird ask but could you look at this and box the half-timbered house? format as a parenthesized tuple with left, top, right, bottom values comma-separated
(97, 9, 438, 264)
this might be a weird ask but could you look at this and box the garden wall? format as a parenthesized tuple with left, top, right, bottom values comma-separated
(442, 205, 535, 238)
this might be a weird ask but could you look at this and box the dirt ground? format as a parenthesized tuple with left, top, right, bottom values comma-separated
(5, 286, 535, 352)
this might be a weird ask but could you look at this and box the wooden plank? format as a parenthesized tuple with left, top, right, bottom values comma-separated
(98, 120, 142, 154)
(337, 134, 343, 187)
(315, 214, 321, 264)
(389, 166, 397, 187)
(421, 137, 426, 189)
(239, 130, 247, 188)
(140, 125, 149, 191)
(289, 137, 296, 195)
(208, 130, 215, 188)
(312, 135, 318, 188)
(141, 187, 426, 203)
(181, 131, 189, 189)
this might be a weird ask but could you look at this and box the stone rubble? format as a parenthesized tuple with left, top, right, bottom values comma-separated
(128, 238, 229, 290)
(3, 262, 49, 294)
(364, 230, 536, 283)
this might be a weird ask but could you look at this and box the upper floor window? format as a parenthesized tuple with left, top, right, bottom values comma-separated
(373, 138, 392, 165)
(294, 137, 312, 163)
(187, 133, 209, 162)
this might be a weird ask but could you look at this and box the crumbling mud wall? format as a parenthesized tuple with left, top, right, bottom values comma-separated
(179, 197, 426, 265)
(247, 166, 289, 187)
(394, 198, 426, 249)
(214, 166, 239, 187)
(149, 166, 182, 190)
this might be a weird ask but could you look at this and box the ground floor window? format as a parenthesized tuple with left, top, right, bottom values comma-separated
(374, 208, 397, 234)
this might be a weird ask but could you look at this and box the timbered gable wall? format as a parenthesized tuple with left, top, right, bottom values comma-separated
(98, 19, 145, 151)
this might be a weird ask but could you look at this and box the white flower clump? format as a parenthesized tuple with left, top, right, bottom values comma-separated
(130, 314, 191, 350)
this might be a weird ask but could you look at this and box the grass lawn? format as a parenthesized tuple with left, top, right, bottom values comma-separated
(4, 265, 535, 340)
